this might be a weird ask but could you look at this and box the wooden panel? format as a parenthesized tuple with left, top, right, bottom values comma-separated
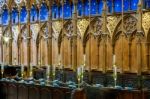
(141, 41, 148, 72)
(0, 83, 7, 99)
(85, 40, 90, 70)
(107, 40, 112, 71)
(131, 38, 137, 73)
(99, 41, 103, 71)
(22, 39, 28, 66)
(18, 85, 28, 99)
(71, 89, 86, 99)
(115, 35, 123, 72)
(28, 87, 40, 99)
(31, 40, 37, 65)
(52, 38, 59, 66)
(122, 37, 129, 72)
(7, 84, 17, 99)
(77, 38, 83, 66)
(52, 89, 64, 99)
(61, 37, 71, 68)
(91, 37, 98, 70)
(40, 88, 52, 99)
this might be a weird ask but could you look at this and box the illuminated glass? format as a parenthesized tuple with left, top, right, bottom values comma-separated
(12, 8, 18, 24)
(30, 5, 38, 22)
(40, 3, 48, 21)
(20, 6, 27, 23)
(2, 8, 9, 25)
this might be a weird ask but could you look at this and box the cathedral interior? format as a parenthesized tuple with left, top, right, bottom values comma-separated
(0, 0, 150, 99)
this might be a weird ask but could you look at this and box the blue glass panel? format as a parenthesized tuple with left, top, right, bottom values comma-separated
(77, 0, 82, 16)
(52, 4, 59, 19)
(84, 0, 89, 16)
(2, 9, 9, 25)
(12, 8, 18, 24)
(131, 0, 139, 10)
(71, 4, 74, 15)
(107, 0, 112, 13)
(30, 5, 38, 22)
(114, 0, 122, 12)
(98, 0, 103, 14)
(20, 6, 27, 23)
(59, 6, 63, 18)
(124, 0, 130, 11)
(64, 2, 72, 19)
(145, 0, 150, 8)
(91, 0, 97, 15)
(40, 3, 48, 21)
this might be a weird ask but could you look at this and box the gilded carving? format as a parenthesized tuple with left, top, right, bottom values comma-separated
(77, 19, 89, 38)
(52, 21, 62, 34)
(30, 24, 40, 42)
(124, 16, 137, 34)
(64, 21, 73, 38)
(22, 29, 28, 41)
(142, 12, 150, 36)
(107, 16, 118, 36)
(92, 18, 102, 37)
(12, 26, 19, 43)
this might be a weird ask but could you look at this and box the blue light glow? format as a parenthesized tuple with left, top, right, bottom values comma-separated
(98, 0, 103, 14)
(40, 3, 48, 21)
(12, 8, 18, 24)
(20, 6, 27, 23)
(2, 9, 9, 25)
(131, 0, 139, 10)
(30, 5, 38, 22)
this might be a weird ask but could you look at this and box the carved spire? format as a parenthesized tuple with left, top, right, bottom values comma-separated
(72, 0, 78, 70)
(137, 0, 143, 33)
(102, 0, 107, 34)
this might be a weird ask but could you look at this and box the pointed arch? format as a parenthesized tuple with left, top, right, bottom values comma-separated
(82, 18, 103, 71)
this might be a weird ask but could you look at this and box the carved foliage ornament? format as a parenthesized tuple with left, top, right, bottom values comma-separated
(12, 26, 19, 43)
(22, 29, 27, 41)
(31, 24, 39, 42)
(42, 27, 49, 39)
(77, 19, 89, 38)
(124, 16, 137, 34)
(64, 22, 73, 39)
(107, 16, 118, 36)
(52, 21, 62, 34)
(92, 18, 102, 37)
(142, 12, 150, 35)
